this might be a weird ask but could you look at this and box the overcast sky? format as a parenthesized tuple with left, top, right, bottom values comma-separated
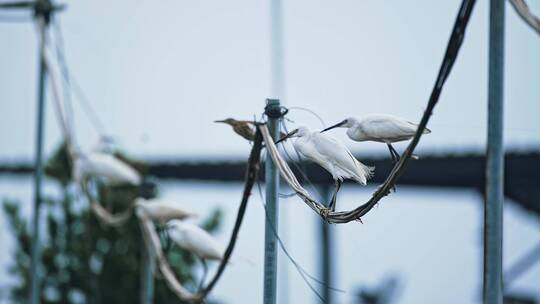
(1, 1, 540, 303)
(0, 0, 539, 161)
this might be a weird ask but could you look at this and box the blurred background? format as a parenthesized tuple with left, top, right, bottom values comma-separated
(0, 0, 539, 303)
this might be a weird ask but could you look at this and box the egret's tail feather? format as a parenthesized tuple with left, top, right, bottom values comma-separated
(352, 163, 375, 185)
(364, 165, 375, 179)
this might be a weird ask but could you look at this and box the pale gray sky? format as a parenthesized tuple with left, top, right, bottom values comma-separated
(1, 1, 540, 303)
(0, 0, 539, 160)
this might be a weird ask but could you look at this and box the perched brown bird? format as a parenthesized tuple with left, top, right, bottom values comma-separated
(214, 118, 257, 141)
(215, 118, 288, 143)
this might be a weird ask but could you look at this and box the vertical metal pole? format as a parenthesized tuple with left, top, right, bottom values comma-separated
(484, 0, 505, 303)
(269, 0, 287, 300)
(269, 0, 285, 99)
(263, 99, 281, 304)
(140, 244, 155, 304)
(30, 15, 48, 304)
(318, 185, 334, 304)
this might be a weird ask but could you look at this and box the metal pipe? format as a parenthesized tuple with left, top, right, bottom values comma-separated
(30, 15, 48, 304)
(263, 99, 281, 304)
(269, 0, 284, 99)
(318, 185, 334, 304)
(484, 0, 505, 302)
(269, 0, 287, 300)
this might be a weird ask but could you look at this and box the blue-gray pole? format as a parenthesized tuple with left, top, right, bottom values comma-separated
(30, 14, 48, 304)
(269, 0, 284, 99)
(263, 99, 281, 304)
(484, 0, 505, 303)
(269, 0, 287, 301)
(317, 185, 334, 304)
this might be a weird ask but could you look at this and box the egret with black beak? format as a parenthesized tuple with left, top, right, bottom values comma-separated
(321, 114, 431, 162)
(276, 126, 374, 211)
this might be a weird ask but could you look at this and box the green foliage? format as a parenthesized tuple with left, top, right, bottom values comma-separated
(2, 143, 223, 303)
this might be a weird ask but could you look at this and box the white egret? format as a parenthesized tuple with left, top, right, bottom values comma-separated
(73, 151, 141, 185)
(134, 198, 196, 224)
(167, 220, 224, 289)
(321, 114, 431, 162)
(276, 126, 374, 211)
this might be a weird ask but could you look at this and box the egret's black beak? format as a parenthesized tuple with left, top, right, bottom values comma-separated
(275, 129, 298, 144)
(214, 120, 225, 123)
(320, 119, 348, 133)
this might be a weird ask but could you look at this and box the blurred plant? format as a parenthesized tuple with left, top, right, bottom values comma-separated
(2, 142, 222, 303)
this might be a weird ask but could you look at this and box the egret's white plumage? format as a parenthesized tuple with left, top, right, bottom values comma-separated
(292, 126, 373, 184)
(168, 220, 224, 261)
(278, 126, 374, 211)
(134, 198, 196, 224)
(73, 151, 141, 185)
(322, 114, 431, 161)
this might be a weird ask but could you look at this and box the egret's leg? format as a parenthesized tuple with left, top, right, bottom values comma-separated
(389, 144, 401, 162)
(386, 144, 400, 192)
(336, 180, 343, 209)
(328, 179, 342, 212)
(328, 180, 338, 211)
(198, 258, 208, 291)
(386, 143, 396, 162)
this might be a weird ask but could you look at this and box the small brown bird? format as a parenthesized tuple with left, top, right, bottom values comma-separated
(215, 118, 287, 142)
(214, 118, 257, 141)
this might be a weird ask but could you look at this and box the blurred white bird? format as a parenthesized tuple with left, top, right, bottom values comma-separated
(167, 220, 224, 289)
(321, 114, 431, 162)
(134, 198, 196, 224)
(168, 220, 224, 260)
(276, 126, 374, 211)
(73, 151, 141, 185)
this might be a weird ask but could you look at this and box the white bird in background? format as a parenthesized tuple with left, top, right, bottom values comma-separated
(134, 198, 197, 224)
(276, 126, 374, 212)
(73, 151, 142, 185)
(321, 114, 431, 162)
(167, 220, 224, 289)
(168, 220, 224, 260)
